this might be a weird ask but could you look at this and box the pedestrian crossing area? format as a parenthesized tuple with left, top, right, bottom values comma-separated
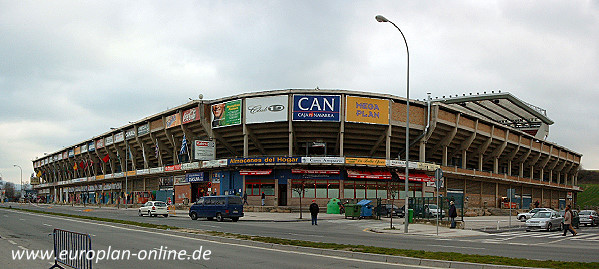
(482, 230, 599, 242)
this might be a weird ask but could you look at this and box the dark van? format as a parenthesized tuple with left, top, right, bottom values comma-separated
(189, 195, 244, 222)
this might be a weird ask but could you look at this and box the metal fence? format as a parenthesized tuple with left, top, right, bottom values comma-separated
(409, 196, 464, 221)
(50, 228, 92, 269)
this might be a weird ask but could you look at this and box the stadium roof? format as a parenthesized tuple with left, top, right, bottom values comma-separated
(433, 91, 553, 138)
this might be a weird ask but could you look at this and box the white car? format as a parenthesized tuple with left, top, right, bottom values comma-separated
(138, 201, 169, 217)
(525, 210, 563, 231)
(424, 204, 445, 218)
(517, 208, 552, 221)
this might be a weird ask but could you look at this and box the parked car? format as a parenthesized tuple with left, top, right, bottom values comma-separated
(380, 204, 404, 218)
(424, 204, 445, 218)
(525, 210, 563, 232)
(578, 210, 599, 226)
(189, 195, 244, 222)
(556, 210, 580, 229)
(138, 201, 169, 217)
(517, 208, 553, 221)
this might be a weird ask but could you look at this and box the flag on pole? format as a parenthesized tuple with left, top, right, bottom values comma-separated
(141, 144, 147, 164)
(102, 154, 110, 163)
(73, 163, 78, 170)
(180, 134, 188, 155)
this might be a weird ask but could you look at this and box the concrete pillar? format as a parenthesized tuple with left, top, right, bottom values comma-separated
(493, 157, 499, 174)
(442, 146, 448, 166)
(419, 140, 426, 162)
(462, 151, 467, 169)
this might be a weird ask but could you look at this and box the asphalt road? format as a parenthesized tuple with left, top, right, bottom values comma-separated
(0, 208, 439, 269)
(3, 203, 598, 263)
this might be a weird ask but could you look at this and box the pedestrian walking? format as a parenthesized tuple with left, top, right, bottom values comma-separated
(534, 200, 540, 208)
(261, 192, 265, 206)
(243, 192, 248, 205)
(448, 201, 458, 228)
(309, 200, 319, 225)
(562, 204, 577, 236)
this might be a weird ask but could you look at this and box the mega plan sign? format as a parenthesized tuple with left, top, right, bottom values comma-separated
(292, 95, 340, 121)
(346, 96, 389, 125)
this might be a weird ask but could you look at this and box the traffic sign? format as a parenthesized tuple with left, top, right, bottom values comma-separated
(434, 168, 443, 180)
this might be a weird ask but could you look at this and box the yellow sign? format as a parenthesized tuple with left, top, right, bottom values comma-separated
(345, 157, 387, 166)
(95, 175, 105, 180)
(417, 162, 441, 171)
(126, 171, 137, 176)
(345, 96, 389, 125)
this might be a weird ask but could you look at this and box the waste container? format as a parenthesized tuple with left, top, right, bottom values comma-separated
(326, 198, 341, 214)
(357, 199, 373, 218)
(408, 209, 414, 223)
(344, 204, 361, 219)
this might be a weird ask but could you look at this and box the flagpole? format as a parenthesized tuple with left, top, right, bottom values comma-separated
(125, 141, 128, 209)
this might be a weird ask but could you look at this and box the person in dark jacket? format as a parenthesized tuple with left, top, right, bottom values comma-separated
(309, 200, 319, 225)
(261, 192, 266, 206)
(448, 201, 458, 228)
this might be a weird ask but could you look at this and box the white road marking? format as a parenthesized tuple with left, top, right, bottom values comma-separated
(8, 240, 17, 245)
(6, 209, 440, 268)
(18, 246, 28, 250)
(288, 233, 325, 238)
(19, 219, 25, 221)
(43, 223, 52, 227)
(428, 244, 485, 250)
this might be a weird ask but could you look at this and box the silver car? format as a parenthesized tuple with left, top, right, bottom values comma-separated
(579, 210, 599, 226)
(525, 210, 563, 232)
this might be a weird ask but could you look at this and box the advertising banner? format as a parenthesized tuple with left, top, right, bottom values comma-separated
(114, 132, 124, 143)
(81, 144, 88, 153)
(96, 138, 104, 149)
(181, 162, 200, 170)
(105, 135, 114, 146)
(292, 95, 341, 121)
(165, 164, 182, 172)
(88, 141, 95, 152)
(345, 157, 387, 166)
(174, 175, 187, 185)
(137, 123, 150, 136)
(150, 119, 163, 132)
(202, 159, 227, 168)
(245, 95, 288, 124)
(68, 149, 74, 157)
(211, 100, 241, 128)
(345, 96, 389, 125)
(228, 156, 301, 165)
(194, 140, 215, 160)
(182, 107, 200, 124)
(63, 151, 68, 159)
(186, 172, 206, 183)
(74, 146, 81, 155)
(165, 113, 181, 129)
(125, 128, 136, 140)
(301, 157, 344, 164)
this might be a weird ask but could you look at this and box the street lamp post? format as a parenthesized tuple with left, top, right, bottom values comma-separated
(13, 165, 23, 199)
(376, 15, 411, 233)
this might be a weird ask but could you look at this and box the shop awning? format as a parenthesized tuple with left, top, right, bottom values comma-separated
(347, 169, 391, 180)
(239, 169, 272, 175)
(394, 171, 434, 182)
(291, 169, 340, 174)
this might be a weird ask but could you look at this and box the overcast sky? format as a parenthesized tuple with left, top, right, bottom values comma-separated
(1, 1, 598, 185)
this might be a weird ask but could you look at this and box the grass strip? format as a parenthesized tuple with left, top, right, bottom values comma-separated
(4, 206, 598, 269)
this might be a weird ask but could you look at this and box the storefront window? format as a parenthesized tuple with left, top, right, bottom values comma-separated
(252, 184, 260, 195)
(366, 184, 377, 199)
(262, 184, 275, 196)
(355, 181, 365, 199)
(344, 181, 354, 199)
(328, 183, 339, 198)
(304, 185, 315, 198)
(315, 182, 327, 198)
(377, 182, 388, 199)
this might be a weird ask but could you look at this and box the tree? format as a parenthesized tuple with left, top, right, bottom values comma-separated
(3, 182, 17, 201)
(291, 179, 313, 219)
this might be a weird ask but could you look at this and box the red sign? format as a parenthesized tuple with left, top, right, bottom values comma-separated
(347, 169, 391, 179)
(239, 169, 272, 175)
(395, 172, 435, 182)
(292, 169, 339, 174)
(165, 164, 182, 172)
(182, 107, 199, 124)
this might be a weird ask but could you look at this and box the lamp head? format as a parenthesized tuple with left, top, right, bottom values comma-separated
(375, 15, 389, 22)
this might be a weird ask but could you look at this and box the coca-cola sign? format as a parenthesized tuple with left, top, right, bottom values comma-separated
(182, 107, 199, 124)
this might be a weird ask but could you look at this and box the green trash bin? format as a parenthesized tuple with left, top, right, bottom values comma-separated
(344, 204, 361, 219)
(327, 198, 341, 214)
(408, 209, 414, 223)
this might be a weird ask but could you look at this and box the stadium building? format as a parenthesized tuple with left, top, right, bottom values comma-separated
(32, 89, 581, 209)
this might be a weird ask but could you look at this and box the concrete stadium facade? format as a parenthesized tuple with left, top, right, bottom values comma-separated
(32, 89, 582, 210)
